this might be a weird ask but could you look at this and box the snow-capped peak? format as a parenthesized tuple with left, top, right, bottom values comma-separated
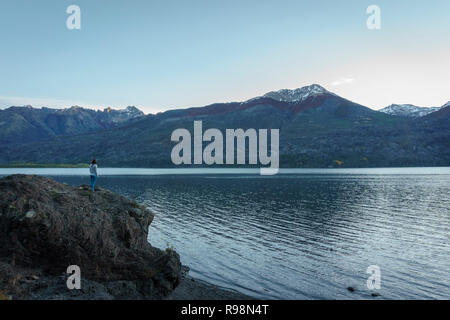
(245, 84, 333, 104)
(123, 106, 143, 115)
(103, 106, 144, 116)
(442, 101, 450, 108)
(379, 104, 442, 118)
(261, 84, 331, 103)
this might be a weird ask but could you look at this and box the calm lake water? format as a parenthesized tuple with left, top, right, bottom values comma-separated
(1, 168, 449, 299)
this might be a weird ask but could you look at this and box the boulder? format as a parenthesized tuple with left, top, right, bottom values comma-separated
(0, 174, 181, 299)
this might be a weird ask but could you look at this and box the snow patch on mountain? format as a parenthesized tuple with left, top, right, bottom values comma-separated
(441, 101, 450, 109)
(379, 104, 442, 118)
(246, 84, 334, 104)
(102, 106, 144, 123)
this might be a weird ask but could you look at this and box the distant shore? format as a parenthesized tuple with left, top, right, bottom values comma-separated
(2, 163, 450, 170)
(0, 163, 89, 168)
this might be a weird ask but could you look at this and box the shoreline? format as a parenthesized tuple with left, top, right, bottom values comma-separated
(167, 267, 254, 300)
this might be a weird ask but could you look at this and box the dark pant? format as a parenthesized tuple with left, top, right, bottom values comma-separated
(90, 175, 97, 191)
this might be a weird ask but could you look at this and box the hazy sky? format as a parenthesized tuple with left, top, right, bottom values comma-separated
(0, 0, 449, 114)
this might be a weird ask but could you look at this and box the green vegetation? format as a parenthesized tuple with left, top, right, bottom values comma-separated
(165, 242, 175, 254)
(0, 289, 12, 300)
(0, 162, 88, 168)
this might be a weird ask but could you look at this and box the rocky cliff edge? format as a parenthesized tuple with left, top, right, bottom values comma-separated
(0, 175, 181, 300)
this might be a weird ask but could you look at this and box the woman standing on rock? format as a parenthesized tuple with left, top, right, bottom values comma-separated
(89, 159, 98, 191)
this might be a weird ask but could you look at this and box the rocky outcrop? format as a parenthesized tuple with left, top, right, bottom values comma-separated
(0, 175, 181, 300)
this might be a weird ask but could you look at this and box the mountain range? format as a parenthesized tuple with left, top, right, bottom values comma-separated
(0, 84, 449, 168)
(0, 105, 144, 145)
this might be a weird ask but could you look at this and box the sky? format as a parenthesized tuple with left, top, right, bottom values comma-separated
(0, 0, 449, 114)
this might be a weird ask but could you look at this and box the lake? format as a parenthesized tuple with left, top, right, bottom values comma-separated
(1, 167, 449, 299)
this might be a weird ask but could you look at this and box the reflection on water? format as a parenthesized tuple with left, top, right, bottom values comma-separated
(5, 169, 449, 299)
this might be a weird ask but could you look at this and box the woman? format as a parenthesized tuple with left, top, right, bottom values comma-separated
(89, 159, 98, 191)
